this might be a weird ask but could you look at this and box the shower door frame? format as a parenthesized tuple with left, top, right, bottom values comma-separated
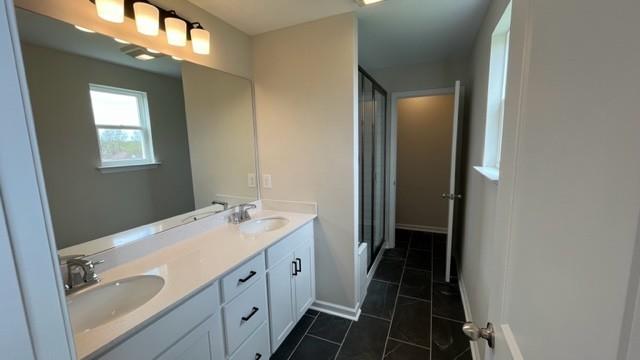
(358, 66, 388, 271)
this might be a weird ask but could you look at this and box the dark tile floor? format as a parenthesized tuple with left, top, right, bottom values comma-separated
(271, 229, 470, 360)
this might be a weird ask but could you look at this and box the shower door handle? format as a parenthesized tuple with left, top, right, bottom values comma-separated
(441, 193, 463, 200)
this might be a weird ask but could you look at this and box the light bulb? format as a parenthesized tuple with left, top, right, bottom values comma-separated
(191, 27, 210, 55)
(133, 2, 159, 36)
(95, 0, 124, 23)
(165, 17, 187, 47)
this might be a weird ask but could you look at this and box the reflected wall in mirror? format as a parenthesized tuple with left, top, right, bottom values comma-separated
(16, 8, 259, 254)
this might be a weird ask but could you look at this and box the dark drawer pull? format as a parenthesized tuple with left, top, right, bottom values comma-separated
(292, 261, 298, 276)
(296, 258, 302, 273)
(255, 354, 262, 360)
(238, 270, 257, 283)
(242, 307, 259, 321)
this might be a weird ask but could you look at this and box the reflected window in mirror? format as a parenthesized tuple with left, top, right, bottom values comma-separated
(89, 84, 156, 168)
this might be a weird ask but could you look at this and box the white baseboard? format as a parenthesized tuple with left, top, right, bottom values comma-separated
(395, 223, 447, 234)
(458, 272, 480, 360)
(310, 300, 362, 321)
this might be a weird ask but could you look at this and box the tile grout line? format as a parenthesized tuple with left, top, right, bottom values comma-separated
(432, 314, 467, 324)
(397, 294, 432, 303)
(285, 313, 320, 360)
(306, 333, 342, 346)
(380, 231, 411, 360)
(333, 319, 354, 359)
(387, 336, 431, 350)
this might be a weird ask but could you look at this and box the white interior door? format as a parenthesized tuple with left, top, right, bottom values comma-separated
(469, 0, 640, 359)
(444, 80, 464, 282)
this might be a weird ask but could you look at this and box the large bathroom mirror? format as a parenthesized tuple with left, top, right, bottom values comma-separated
(15, 8, 259, 255)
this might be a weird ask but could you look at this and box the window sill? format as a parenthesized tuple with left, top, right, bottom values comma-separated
(474, 166, 499, 182)
(97, 162, 161, 174)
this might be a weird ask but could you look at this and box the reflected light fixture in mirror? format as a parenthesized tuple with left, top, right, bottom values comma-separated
(75, 25, 96, 33)
(190, 23, 210, 55)
(165, 15, 187, 47)
(133, 2, 159, 36)
(95, 0, 125, 23)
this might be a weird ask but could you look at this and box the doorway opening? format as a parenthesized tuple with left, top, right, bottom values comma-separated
(388, 83, 465, 283)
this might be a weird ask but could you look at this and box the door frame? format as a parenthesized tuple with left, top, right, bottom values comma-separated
(0, 0, 76, 358)
(387, 87, 455, 249)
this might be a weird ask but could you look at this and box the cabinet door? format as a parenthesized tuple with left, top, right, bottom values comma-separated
(157, 314, 224, 360)
(293, 240, 315, 318)
(267, 254, 296, 352)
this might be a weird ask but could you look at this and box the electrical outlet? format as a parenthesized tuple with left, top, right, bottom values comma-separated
(262, 174, 272, 189)
(248, 173, 256, 188)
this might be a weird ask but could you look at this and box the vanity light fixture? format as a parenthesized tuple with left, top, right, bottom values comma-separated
(95, 0, 124, 23)
(135, 53, 155, 61)
(355, 0, 385, 6)
(171, 56, 183, 61)
(75, 25, 96, 33)
(133, 2, 159, 36)
(88, 0, 210, 55)
(165, 14, 187, 47)
(146, 48, 160, 53)
(114, 37, 129, 44)
(190, 23, 210, 55)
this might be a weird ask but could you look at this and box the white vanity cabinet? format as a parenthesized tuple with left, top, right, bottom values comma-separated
(98, 282, 224, 360)
(266, 222, 315, 352)
(94, 220, 315, 360)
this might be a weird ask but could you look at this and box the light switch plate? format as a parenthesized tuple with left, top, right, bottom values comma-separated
(262, 174, 272, 189)
(248, 173, 256, 188)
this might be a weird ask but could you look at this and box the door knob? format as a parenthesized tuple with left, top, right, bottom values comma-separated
(462, 322, 495, 348)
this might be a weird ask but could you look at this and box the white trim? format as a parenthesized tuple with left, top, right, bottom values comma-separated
(388, 87, 455, 248)
(473, 166, 500, 182)
(0, 0, 75, 357)
(310, 300, 362, 321)
(501, 324, 524, 360)
(395, 224, 448, 234)
(365, 240, 386, 288)
(97, 161, 161, 173)
(458, 271, 480, 360)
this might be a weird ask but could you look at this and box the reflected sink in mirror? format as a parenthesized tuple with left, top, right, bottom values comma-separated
(240, 216, 289, 235)
(67, 275, 164, 333)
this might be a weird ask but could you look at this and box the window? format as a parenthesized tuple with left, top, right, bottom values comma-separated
(89, 84, 155, 168)
(476, 3, 512, 181)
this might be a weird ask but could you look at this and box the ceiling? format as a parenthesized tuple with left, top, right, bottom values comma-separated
(188, 0, 361, 36)
(16, 9, 182, 78)
(358, 0, 490, 69)
(189, 0, 489, 70)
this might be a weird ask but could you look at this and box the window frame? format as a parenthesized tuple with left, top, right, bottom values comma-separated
(89, 84, 156, 168)
(477, 2, 512, 181)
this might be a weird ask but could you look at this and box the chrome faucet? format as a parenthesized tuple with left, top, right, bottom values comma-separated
(60, 255, 104, 294)
(228, 203, 257, 224)
(211, 200, 229, 210)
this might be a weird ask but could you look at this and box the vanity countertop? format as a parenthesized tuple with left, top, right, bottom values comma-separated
(72, 209, 316, 359)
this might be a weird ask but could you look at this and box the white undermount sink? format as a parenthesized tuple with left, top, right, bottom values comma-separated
(240, 216, 289, 235)
(67, 275, 164, 333)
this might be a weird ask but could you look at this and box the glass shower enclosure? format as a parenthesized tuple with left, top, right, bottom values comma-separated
(359, 67, 387, 270)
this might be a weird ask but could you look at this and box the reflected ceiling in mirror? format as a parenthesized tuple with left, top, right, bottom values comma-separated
(16, 8, 259, 256)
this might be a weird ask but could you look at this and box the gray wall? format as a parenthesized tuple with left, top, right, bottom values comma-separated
(182, 62, 258, 209)
(396, 95, 453, 229)
(22, 43, 194, 249)
(253, 13, 359, 311)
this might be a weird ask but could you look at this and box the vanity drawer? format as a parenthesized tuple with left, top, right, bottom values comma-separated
(223, 277, 268, 355)
(222, 252, 265, 302)
(229, 322, 270, 360)
(266, 222, 313, 267)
